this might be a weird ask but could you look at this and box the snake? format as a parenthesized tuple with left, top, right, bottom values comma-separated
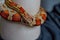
(0, 0, 47, 27)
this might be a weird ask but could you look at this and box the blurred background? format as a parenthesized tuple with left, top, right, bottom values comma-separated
(41, 0, 60, 12)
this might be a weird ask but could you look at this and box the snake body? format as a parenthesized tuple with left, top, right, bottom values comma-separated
(0, 0, 47, 27)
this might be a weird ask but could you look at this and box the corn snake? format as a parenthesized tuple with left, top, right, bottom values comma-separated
(0, 0, 47, 27)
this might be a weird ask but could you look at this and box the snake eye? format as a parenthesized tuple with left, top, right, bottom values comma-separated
(12, 13, 21, 22)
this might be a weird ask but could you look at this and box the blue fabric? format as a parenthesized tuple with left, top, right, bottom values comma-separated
(37, 3, 60, 40)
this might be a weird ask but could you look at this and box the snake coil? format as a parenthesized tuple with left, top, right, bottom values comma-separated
(0, 0, 47, 27)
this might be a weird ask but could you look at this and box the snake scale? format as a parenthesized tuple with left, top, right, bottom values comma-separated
(0, 0, 47, 27)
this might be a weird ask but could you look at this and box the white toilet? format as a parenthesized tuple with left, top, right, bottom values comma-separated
(0, 0, 41, 40)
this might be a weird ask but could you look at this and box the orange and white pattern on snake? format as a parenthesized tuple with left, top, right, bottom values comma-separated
(0, 4, 21, 22)
(0, 0, 47, 26)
